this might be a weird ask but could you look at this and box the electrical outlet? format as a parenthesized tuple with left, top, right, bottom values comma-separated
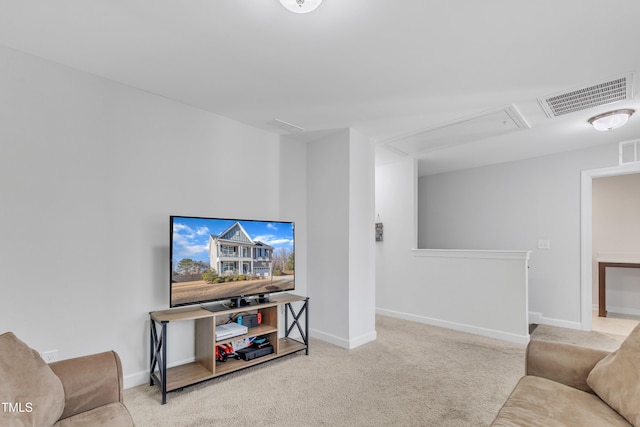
(537, 239, 551, 250)
(42, 350, 58, 363)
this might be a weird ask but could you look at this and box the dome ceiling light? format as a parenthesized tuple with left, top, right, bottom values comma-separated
(280, 0, 323, 14)
(588, 109, 635, 131)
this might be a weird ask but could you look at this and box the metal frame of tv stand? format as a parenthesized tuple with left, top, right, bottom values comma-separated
(149, 296, 309, 404)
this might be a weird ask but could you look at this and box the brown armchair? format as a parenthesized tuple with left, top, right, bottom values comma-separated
(491, 325, 640, 426)
(0, 332, 134, 427)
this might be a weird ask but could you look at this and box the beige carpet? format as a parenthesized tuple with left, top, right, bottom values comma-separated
(124, 317, 623, 427)
(530, 324, 624, 352)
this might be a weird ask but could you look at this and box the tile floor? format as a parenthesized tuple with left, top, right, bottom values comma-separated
(592, 310, 640, 337)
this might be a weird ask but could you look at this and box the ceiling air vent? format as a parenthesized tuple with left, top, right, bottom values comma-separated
(538, 73, 634, 118)
(269, 118, 304, 133)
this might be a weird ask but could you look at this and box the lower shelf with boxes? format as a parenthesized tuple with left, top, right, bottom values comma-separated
(213, 312, 275, 364)
(215, 336, 274, 363)
(149, 293, 309, 404)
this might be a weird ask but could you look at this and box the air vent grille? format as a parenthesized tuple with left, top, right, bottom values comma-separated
(538, 73, 634, 118)
(269, 118, 304, 133)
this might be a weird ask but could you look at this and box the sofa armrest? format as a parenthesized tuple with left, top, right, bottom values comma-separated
(48, 350, 124, 420)
(526, 339, 609, 393)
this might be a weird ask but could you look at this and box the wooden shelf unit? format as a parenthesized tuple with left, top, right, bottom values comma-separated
(149, 293, 309, 404)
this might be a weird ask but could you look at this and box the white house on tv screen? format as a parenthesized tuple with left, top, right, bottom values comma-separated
(209, 222, 274, 277)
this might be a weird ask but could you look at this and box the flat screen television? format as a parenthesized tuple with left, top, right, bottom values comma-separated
(170, 216, 295, 309)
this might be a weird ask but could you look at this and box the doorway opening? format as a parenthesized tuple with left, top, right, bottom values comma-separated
(581, 162, 640, 333)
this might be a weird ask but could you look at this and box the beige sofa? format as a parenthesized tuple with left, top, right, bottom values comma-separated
(0, 332, 134, 426)
(491, 324, 640, 426)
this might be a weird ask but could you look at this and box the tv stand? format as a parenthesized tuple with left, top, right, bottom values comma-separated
(149, 293, 309, 404)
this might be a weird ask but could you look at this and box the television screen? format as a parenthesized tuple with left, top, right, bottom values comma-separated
(170, 216, 295, 308)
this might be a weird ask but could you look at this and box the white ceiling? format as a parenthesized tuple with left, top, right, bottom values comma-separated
(1, 0, 639, 176)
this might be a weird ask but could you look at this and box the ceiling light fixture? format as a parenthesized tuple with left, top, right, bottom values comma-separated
(280, 0, 323, 14)
(588, 109, 635, 131)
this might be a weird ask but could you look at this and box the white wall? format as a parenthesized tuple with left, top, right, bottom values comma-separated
(405, 250, 530, 342)
(306, 131, 351, 342)
(375, 158, 418, 313)
(347, 129, 376, 347)
(0, 46, 289, 386)
(375, 158, 529, 343)
(279, 136, 309, 300)
(592, 173, 640, 315)
(418, 143, 621, 328)
(306, 129, 377, 348)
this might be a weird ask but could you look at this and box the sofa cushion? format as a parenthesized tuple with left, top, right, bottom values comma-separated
(0, 332, 65, 427)
(491, 376, 631, 426)
(52, 402, 134, 427)
(588, 323, 640, 426)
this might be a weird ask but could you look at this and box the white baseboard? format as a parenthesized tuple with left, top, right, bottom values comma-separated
(528, 311, 542, 324)
(309, 328, 349, 348)
(124, 356, 196, 390)
(593, 304, 640, 317)
(124, 371, 149, 389)
(600, 305, 640, 317)
(376, 308, 530, 345)
(348, 330, 377, 349)
(309, 328, 377, 349)
(528, 311, 581, 330)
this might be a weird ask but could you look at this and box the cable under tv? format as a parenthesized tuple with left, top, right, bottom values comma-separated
(215, 323, 248, 341)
